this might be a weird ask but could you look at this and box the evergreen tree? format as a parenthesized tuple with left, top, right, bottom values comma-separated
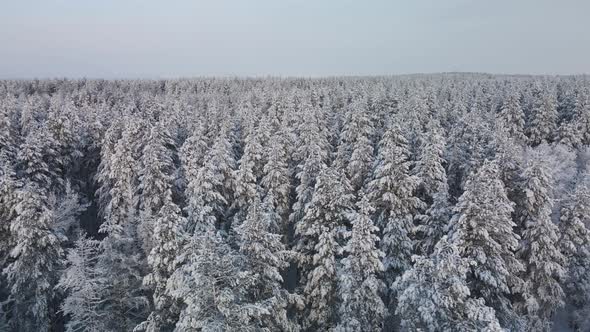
(94, 118, 151, 330)
(336, 195, 385, 332)
(261, 134, 291, 234)
(235, 194, 297, 331)
(414, 124, 447, 202)
(289, 106, 330, 233)
(395, 237, 503, 332)
(17, 125, 65, 195)
(136, 123, 176, 255)
(415, 182, 451, 255)
(336, 99, 375, 191)
(527, 87, 558, 146)
(448, 160, 524, 330)
(295, 166, 354, 330)
(58, 236, 109, 332)
(3, 184, 84, 331)
(185, 133, 236, 233)
(515, 157, 566, 331)
(232, 128, 263, 225)
(166, 229, 267, 331)
(497, 90, 526, 142)
(0, 163, 18, 273)
(559, 180, 590, 331)
(367, 124, 423, 290)
(139, 198, 186, 331)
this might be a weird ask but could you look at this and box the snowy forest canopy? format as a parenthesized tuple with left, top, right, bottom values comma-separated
(1, 74, 590, 331)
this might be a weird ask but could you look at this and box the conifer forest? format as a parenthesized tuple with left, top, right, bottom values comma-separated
(2, 74, 590, 331)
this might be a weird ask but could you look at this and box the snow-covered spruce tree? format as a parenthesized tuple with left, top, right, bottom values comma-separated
(137, 197, 186, 332)
(98, 116, 145, 236)
(556, 87, 583, 148)
(289, 106, 330, 232)
(186, 132, 236, 233)
(18, 94, 46, 137)
(514, 155, 566, 331)
(394, 236, 502, 332)
(94, 120, 123, 222)
(366, 124, 423, 289)
(496, 89, 527, 142)
(295, 166, 354, 331)
(414, 122, 447, 203)
(446, 109, 497, 198)
(336, 98, 375, 191)
(574, 88, 590, 146)
(232, 127, 263, 226)
(397, 89, 429, 156)
(235, 194, 297, 331)
(179, 122, 209, 183)
(493, 128, 525, 197)
(336, 195, 385, 332)
(557, 87, 589, 148)
(261, 133, 291, 234)
(136, 122, 177, 255)
(16, 124, 65, 195)
(1, 180, 84, 332)
(559, 179, 590, 331)
(448, 160, 525, 330)
(0, 102, 17, 161)
(526, 86, 558, 146)
(415, 181, 451, 256)
(0, 162, 18, 272)
(94, 117, 151, 331)
(0, 104, 19, 292)
(166, 228, 268, 331)
(3, 186, 63, 331)
(178, 123, 211, 232)
(57, 235, 109, 332)
(46, 97, 84, 177)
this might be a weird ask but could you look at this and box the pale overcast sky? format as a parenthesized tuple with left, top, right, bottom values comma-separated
(0, 0, 589, 78)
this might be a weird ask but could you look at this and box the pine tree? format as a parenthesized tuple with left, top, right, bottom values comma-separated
(367, 124, 423, 287)
(0, 102, 17, 161)
(179, 123, 209, 187)
(497, 90, 526, 142)
(166, 229, 267, 331)
(185, 133, 236, 233)
(261, 134, 291, 234)
(415, 182, 451, 255)
(527, 87, 558, 146)
(94, 121, 123, 223)
(414, 124, 447, 202)
(235, 194, 297, 331)
(446, 109, 497, 197)
(337, 99, 375, 191)
(289, 106, 330, 232)
(3, 186, 63, 331)
(559, 180, 590, 331)
(232, 128, 263, 225)
(0, 163, 19, 273)
(98, 117, 145, 236)
(394, 236, 503, 332)
(574, 88, 590, 146)
(336, 195, 385, 332)
(448, 160, 524, 330)
(295, 166, 354, 330)
(136, 123, 176, 255)
(139, 197, 186, 331)
(17, 124, 65, 195)
(58, 236, 109, 332)
(515, 157, 566, 331)
(94, 117, 151, 330)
